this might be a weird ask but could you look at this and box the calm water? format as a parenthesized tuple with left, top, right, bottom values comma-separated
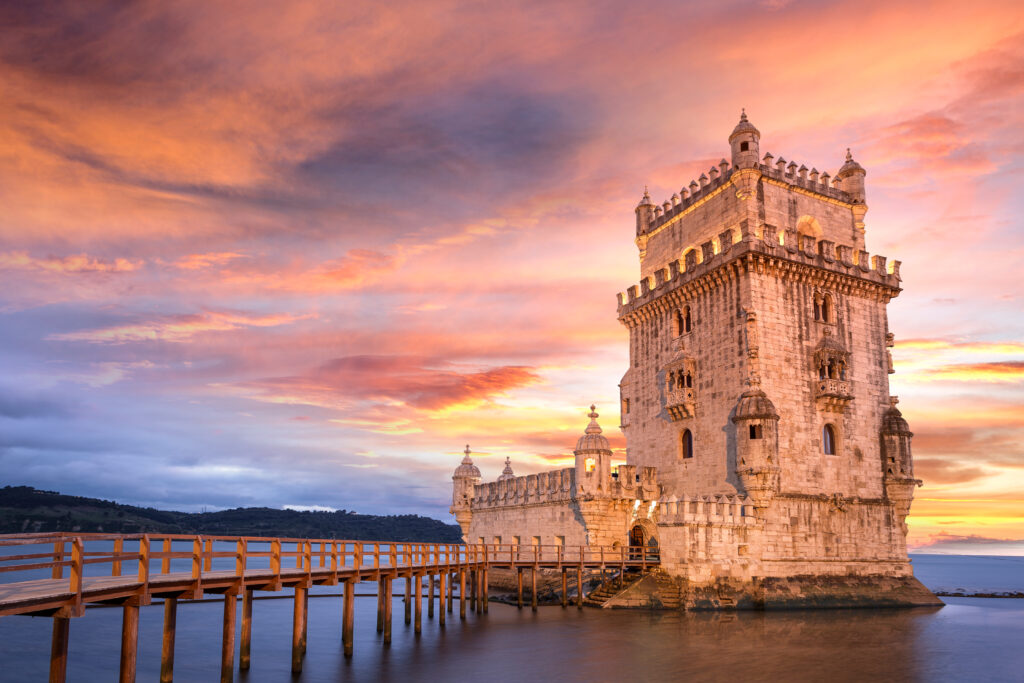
(0, 555, 1021, 682)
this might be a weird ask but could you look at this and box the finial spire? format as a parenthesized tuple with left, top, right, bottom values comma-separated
(585, 405, 602, 434)
(846, 148, 853, 162)
(462, 444, 472, 464)
(740, 108, 747, 121)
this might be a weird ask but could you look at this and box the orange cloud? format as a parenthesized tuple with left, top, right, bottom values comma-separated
(923, 361, 1024, 383)
(172, 252, 247, 270)
(0, 251, 142, 273)
(48, 310, 314, 344)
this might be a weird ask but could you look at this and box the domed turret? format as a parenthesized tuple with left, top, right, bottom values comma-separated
(450, 445, 480, 539)
(836, 148, 866, 202)
(880, 398, 920, 536)
(729, 109, 761, 169)
(635, 187, 655, 236)
(498, 457, 515, 482)
(731, 384, 780, 510)
(574, 405, 613, 497)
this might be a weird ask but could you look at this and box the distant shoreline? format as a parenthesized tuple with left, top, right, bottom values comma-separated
(934, 592, 1024, 599)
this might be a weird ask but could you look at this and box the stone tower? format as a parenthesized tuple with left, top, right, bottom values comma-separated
(449, 112, 938, 607)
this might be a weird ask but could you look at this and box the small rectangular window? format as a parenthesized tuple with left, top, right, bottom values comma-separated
(740, 141, 749, 151)
(555, 536, 565, 547)
(494, 536, 502, 545)
(749, 424, 763, 439)
(531, 536, 541, 547)
(513, 536, 520, 547)
(622, 398, 630, 414)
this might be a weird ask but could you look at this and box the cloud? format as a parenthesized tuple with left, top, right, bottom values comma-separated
(47, 310, 314, 344)
(923, 361, 1024, 383)
(171, 252, 246, 270)
(251, 355, 541, 413)
(0, 386, 74, 420)
(914, 458, 989, 484)
(910, 532, 1024, 556)
(0, 251, 142, 273)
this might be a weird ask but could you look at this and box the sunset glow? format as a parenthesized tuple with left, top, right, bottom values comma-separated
(1, 0, 1022, 554)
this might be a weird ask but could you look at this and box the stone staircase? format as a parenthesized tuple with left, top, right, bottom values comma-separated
(583, 571, 648, 607)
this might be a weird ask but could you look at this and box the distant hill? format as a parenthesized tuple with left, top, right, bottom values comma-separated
(0, 486, 462, 542)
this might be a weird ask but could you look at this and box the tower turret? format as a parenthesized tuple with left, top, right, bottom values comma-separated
(574, 405, 613, 497)
(635, 188, 655, 236)
(450, 444, 481, 539)
(880, 398, 920, 535)
(836, 148, 866, 202)
(729, 109, 760, 169)
(731, 383, 781, 510)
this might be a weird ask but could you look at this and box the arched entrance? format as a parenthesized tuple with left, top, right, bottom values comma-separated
(628, 520, 659, 561)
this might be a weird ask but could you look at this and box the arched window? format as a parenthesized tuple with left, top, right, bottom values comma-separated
(822, 294, 833, 323)
(813, 293, 822, 321)
(823, 424, 836, 455)
(749, 424, 763, 439)
(675, 309, 684, 336)
(684, 306, 692, 333)
(684, 372, 693, 388)
(681, 429, 694, 459)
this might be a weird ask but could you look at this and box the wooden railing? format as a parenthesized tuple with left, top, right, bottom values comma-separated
(0, 532, 658, 683)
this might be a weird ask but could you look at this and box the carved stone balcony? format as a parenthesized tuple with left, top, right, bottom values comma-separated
(815, 378, 852, 412)
(666, 387, 696, 420)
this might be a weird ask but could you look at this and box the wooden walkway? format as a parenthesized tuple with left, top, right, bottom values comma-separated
(0, 532, 657, 682)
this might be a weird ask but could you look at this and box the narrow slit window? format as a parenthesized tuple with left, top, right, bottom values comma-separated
(681, 429, 694, 459)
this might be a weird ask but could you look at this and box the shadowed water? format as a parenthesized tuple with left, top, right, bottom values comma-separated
(0, 555, 1021, 681)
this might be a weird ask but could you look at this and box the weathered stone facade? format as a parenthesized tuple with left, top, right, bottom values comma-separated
(450, 113, 938, 607)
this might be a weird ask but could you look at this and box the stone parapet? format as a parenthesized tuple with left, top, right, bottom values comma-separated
(617, 225, 901, 322)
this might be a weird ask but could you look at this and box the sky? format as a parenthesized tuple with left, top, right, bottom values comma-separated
(0, 0, 1022, 554)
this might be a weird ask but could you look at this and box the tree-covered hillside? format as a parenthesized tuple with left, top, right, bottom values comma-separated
(0, 486, 461, 542)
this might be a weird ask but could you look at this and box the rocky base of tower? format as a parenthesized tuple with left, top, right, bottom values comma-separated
(600, 570, 942, 610)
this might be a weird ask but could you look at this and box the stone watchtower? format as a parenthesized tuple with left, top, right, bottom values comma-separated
(450, 445, 480, 540)
(615, 112, 936, 603)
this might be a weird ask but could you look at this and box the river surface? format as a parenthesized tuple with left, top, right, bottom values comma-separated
(0, 554, 1021, 682)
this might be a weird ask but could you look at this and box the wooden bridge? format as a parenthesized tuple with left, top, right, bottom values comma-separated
(0, 532, 658, 682)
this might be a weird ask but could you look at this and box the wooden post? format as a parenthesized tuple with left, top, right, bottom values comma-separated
(221, 593, 237, 683)
(447, 572, 454, 613)
(561, 569, 568, 608)
(376, 577, 385, 633)
(414, 574, 422, 634)
(404, 575, 412, 625)
(52, 540, 64, 580)
(342, 579, 355, 658)
(531, 567, 538, 612)
(119, 603, 139, 683)
(517, 568, 524, 608)
(204, 538, 213, 572)
(49, 617, 70, 683)
(428, 574, 435, 619)
(383, 576, 393, 646)
(239, 589, 252, 671)
(113, 537, 123, 577)
(301, 584, 309, 656)
(459, 570, 466, 620)
(160, 597, 177, 683)
(291, 586, 306, 673)
(483, 567, 488, 613)
(162, 538, 173, 575)
(438, 573, 447, 626)
(577, 565, 584, 609)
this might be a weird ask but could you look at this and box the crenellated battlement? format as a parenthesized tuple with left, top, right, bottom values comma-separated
(470, 463, 661, 511)
(618, 220, 901, 319)
(641, 155, 857, 238)
(656, 493, 756, 527)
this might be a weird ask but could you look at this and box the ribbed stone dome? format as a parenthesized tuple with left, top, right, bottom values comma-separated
(729, 110, 760, 142)
(837, 148, 865, 178)
(574, 405, 611, 452)
(882, 405, 912, 435)
(497, 457, 515, 482)
(732, 386, 779, 422)
(815, 329, 848, 354)
(452, 445, 481, 479)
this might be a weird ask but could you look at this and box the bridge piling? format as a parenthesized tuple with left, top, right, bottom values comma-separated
(220, 592, 237, 683)
(447, 572, 454, 613)
(119, 601, 139, 683)
(160, 597, 177, 682)
(383, 576, 393, 645)
(49, 616, 69, 683)
(404, 575, 412, 624)
(239, 589, 252, 671)
(428, 574, 435, 618)
(531, 568, 538, 612)
(459, 570, 466, 620)
(517, 568, 523, 608)
(291, 587, 306, 673)
(342, 579, 355, 657)
(561, 570, 568, 608)
(414, 573, 422, 634)
(438, 573, 447, 626)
